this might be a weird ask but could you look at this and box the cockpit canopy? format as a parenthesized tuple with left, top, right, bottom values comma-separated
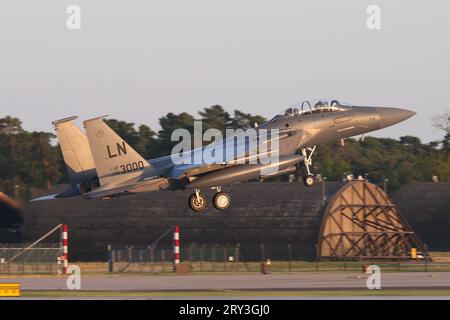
(279, 99, 350, 117)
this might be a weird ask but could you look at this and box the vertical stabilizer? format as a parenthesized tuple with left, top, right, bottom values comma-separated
(52, 117, 96, 185)
(83, 117, 151, 186)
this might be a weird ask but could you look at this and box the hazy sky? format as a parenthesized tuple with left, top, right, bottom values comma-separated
(1, 0, 449, 142)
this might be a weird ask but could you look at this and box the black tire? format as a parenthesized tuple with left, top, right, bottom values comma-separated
(188, 193, 207, 211)
(303, 175, 315, 187)
(213, 192, 231, 210)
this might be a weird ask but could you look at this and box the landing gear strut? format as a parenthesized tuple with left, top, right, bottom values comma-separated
(301, 145, 316, 187)
(188, 189, 207, 212)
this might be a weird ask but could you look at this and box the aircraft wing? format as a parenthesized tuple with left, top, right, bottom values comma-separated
(167, 127, 302, 179)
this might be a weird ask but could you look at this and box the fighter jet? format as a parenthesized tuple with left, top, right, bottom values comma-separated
(32, 99, 415, 211)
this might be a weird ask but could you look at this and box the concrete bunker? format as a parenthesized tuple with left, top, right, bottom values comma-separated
(23, 181, 431, 261)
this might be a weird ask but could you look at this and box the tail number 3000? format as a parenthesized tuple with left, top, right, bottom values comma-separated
(120, 161, 145, 174)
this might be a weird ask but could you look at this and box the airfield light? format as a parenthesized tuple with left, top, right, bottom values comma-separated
(383, 179, 389, 193)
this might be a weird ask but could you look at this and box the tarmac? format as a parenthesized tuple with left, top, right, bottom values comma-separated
(2, 272, 450, 292)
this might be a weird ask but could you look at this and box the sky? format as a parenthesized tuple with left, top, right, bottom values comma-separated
(0, 0, 449, 143)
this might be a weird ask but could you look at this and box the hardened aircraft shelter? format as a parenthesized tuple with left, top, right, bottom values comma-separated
(23, 181, 431, 261)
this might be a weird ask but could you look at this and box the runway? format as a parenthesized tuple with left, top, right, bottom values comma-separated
(2, 272, 450, 292)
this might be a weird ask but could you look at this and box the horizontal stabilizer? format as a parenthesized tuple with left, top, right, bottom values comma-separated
(30, 194, 59, 202)
(30, 185, 81, 201)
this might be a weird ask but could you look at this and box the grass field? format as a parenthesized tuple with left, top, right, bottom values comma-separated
(17, 289, 450, 298)
(82, 251, 450, 274)
(2, 252, 450, 277)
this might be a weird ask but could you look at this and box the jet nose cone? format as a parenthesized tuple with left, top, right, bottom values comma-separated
(376, 107, 416, 128)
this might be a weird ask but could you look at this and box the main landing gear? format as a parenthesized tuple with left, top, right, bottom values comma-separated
(301, 145, 316, 187)
(213, 187, 231, 210)
(188, 189, 207, 212)
(188, 187, 231, 212)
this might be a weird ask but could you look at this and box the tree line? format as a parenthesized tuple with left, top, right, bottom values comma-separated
(1, 106, 449, 201)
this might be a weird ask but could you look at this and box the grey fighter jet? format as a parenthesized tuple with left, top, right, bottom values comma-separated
(32, 99, 415, 211)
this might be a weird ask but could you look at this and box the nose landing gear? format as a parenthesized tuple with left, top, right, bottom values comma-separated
(301, 145, 316, 187)
(303, 175, 315, 187)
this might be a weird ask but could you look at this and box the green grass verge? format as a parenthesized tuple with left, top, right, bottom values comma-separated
(19, 289, 450, 298)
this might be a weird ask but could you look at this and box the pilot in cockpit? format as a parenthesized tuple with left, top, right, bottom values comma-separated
(284, 108, 293, 116)
(314, 100, 328, 109)
(314, 101, 321, 109)
(284, 107, 300, 116)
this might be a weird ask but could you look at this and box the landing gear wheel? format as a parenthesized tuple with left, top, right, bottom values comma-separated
(188, 192, 207, 211)
(303, 175, 315, 187)
(213, 192, 231, 210)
